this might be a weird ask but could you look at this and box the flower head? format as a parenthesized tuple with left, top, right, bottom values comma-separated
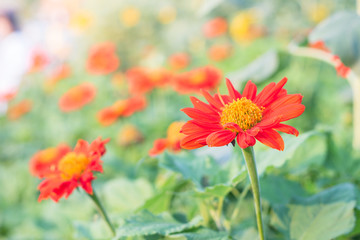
(36, 137, 109, 202)
(59, 82, 96, 112)
(203, 17, 227, 38)
(172, 66, 222, 94)
(168, 53, 190, 71)
(97, 96, 147, 126)
(7, 100, 32, 120)
(29, 144, 71, 178)
(208, 44, 232, 62)
(126, 67, 171, 95)
(180, 78, 305, 151)
(86, 42, 120, 75)
(117, 124, 143, 146)
(149, 121, 185, 156)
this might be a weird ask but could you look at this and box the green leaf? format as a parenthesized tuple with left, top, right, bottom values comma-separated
(309, 11, 360, 73)
(168, 228, 229, 240)
(271, 183, 356, 240)
(260, 175, 306, 205)
(227, 49, 279, 86)
(115, 211, 202, 238)
(159, 152, 246, 198)
(255, 131, 326, 176)
(102, 178, 154, 213)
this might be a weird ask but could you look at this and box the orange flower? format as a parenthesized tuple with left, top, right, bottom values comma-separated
(29, 144, 71, 178)
(59, 82, 96, 112)
(208, 44, 232, 61)
(117, 124, 143, 146)
(180, 78, 305, 151)
(28, 49, 49, 73)
(86, 42, 120, 75)
(149, 121, 185, 156)
(36, 137, 109, 202)
(7, 100, 32, 120)
(203, 17, 227, 38)
(172, 66, 222, 94)
(126, 67, 172, 95)
(97, 96, 147, 126)
(168, 53, 190, 71)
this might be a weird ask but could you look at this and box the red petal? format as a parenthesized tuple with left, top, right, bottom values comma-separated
(236, 132, 256, 149)
(201, 89, 224, 110)
(181, 121, 221, 134)
(206, 130, 236, 147)
(273, 123, 299, 136)
(182, 107, 220, 123)
(226, 78, 241, 100)
(255, 77, 287, 106)
(242, 80, 257, 101)
(149, 139, 168, 156)
(190, 96, 218, 114)
(265, 104, 305, 122)
(181, 135, 207, 149)
(263, 94, 303, 115)
(255, 129, 284, 151)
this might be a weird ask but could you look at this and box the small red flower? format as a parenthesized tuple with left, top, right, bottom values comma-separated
(172, 66, 222, 94)
(59, 82, 96, 112)
(97, 96, 147, 126)
(86, 42, 120, 75)
(28, 49, 49, 73)
(149, 121, 185, 156)
(29, 144, 71, 178)
(180, 78, 305, 151)
(126, 67, 172, 95)
(7, 100, 33, 120)
(203, 17, 227, 38)
(168, 53, 190, 71)
(208, 44, 232, 61)
(36, 137, 109, 202)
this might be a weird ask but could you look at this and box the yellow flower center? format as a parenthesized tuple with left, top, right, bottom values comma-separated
(190, 71, 206, 84)
(58, 152, 90, 180)
(220, 97, 263, 130)
(39, 148, 58, 163)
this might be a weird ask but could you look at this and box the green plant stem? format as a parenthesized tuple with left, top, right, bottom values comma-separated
(87, 190, 116, 236)
(242, 146, 265, 240)
(230, 184, 251, 223)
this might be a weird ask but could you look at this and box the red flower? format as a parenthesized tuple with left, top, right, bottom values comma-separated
(86, 42, 120, 75)
(29, 144, 71, 178)
(7, 100, 32, 120)
(180, 78, 305, 151)
(126, 67, 172, 95)
(168, 53, 190, 71)
(28, 49, 49, 73)
(149, 121, 185, 156)
(208, 44, 232, 61)
(97, 96, 147, 126)
(172, 66, 222, 94)
(203, 17, 227, 38)
(36, 137, 109, 202)
(59, 82, 96, 112)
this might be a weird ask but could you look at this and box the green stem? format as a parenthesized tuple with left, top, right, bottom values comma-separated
(87, 190, 116, 236)
(242, 146, 265, 240)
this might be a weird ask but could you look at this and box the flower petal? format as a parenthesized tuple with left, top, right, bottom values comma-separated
(255, 77, 287, 106)
(190, 96, 218, 114)
(226, 78, 242, 100)
(242, 80, 257, 101)
(201, 89, 224, 110)
(273, 123, 299, 136)
(265, 104, 305, 122)
(255, 129, 284, 151)
(206, 130, 236, 147)
(236, 132, 256, 149)
(182, 107, 220, 123)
